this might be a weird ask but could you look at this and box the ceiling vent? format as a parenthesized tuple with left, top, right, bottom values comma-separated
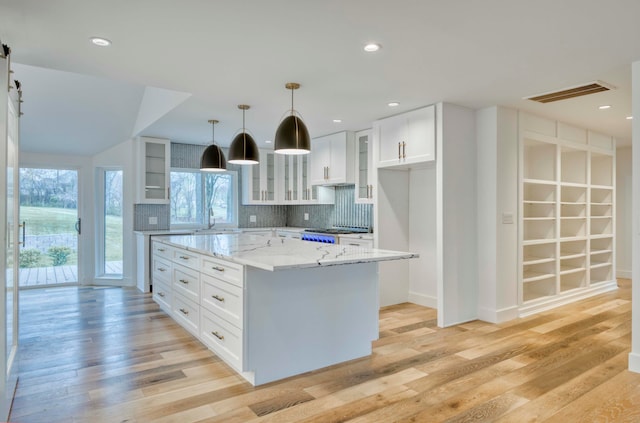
(525, 81, 615, 103)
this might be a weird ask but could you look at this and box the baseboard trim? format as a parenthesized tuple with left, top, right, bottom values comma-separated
(617, 270, 632, 279)
(408, 291, 437, 309)
(629, 352, 640, 373)
(519, 280, 618, 318)
(478, 305, 519, 324)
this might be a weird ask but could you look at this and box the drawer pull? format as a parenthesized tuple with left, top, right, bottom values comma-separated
(212, 266, 225, 272)
(157, 248, 165, 252)
(158, 267, 167, 272)
(179, 255, 190, 260)
(179, 279, 189, 284)
(179, 308, 189, 315)
(158, 292, 165, 297)
(212, 294, 225, 302)
(348, 243, 360, 246)
(211, 331, 224, 341)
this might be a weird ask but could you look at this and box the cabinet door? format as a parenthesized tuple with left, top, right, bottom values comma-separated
(310, 137, 331, 185)
(327, 133, 347, 184)
(405, 106, 435, 163)
(377, 114, 407, 166)
(136, 137, 170, 204)
(375, 105, 435, 168)
(354, 129, 373, 204)
(242, 150, 277, 204)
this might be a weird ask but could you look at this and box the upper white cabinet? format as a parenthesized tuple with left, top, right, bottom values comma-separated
(280, 155, 300, 202)
(310, 131, 355, 185)
(354, 129, 373, 204)
(375, 105, 436, 168)
(242, 149, 278, 204)
(136, 136, 170, 204)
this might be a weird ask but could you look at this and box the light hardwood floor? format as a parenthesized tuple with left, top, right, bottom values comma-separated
(11, 279, 640, 422)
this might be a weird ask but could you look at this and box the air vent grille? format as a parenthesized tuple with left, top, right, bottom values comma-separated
(526, 81, 613, 103)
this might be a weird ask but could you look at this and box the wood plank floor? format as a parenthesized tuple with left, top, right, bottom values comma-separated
(11, 279, 640, 422)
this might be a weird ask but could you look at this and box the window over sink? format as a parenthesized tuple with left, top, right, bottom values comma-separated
(170, 169, 238, 228)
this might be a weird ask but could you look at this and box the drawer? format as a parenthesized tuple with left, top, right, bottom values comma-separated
(340, 239, 373, 248)
(172, 292, 199, 337)
(200, 307, 243, 371)
(201, 273, 243, 329)
(152, 256, 172, 284)
(172, 263, 200, 304)
(152, 280, 172, 312)
(201, 256, 243, 287)
(173, 249, 201, 268)
(152, 241, 173, 260)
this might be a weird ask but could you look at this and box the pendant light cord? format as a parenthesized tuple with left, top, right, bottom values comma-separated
(291, 87, 294, 115)
(211, 121, 215, 145)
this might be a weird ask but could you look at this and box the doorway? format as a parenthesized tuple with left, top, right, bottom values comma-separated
(18, 167, 80, 288)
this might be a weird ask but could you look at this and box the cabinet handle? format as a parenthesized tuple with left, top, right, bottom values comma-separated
(179, 308, 189, 315)
(179, 279, 189, 284)
(157, 248, 165, 252)
(398, 142, 401, 159)
(402, 141, 406, 159)
(212, 266, 225, 272)
(179, 255, 189, 260)
(326, 167, 329, 180)
(158, 267, 167, 272)
(212, 294, 225, 302)
(158, 292, 165, 297)
(211, 331, 224, 341)
(348, 243, 360, 246)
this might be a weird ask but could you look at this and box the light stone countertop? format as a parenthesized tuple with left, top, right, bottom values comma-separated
(155, 233, 415, 271)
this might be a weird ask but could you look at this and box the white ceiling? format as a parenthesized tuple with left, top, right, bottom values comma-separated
(1, 0, 638, 155)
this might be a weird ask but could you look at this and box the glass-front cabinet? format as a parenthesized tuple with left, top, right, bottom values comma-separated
(354, 129, 373, 204)
(243, 149, 278, 204)
(135, 137, 170, 204)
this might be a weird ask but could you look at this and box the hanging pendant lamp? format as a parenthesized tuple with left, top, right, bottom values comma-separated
(274, 82, 310, 155)
(228, 104, 260, 165)
(200, 119, 227, 172)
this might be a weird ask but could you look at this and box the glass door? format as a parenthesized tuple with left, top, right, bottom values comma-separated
(18, 168, 79, 288)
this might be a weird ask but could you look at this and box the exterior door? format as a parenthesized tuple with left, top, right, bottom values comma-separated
(19, 168, 80, 287)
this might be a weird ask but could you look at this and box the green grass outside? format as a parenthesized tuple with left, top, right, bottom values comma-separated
(20, 206, 123, 267)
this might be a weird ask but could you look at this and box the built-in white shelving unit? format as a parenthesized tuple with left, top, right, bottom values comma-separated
(519, 117, 616, 316)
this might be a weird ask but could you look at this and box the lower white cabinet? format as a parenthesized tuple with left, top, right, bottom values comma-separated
(152, 279, 172, 312)
(200, 308, 243, 371)
(172, 292, 200, 337)
(339, 234, 374, 248)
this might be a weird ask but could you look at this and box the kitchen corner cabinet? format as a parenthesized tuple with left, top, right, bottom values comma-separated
(354, 129, 373, 204)
(519, 116, 616, 316)
(375, 105, 436, 168)
(242, 149, 278, 205)
(135, 136, 170, 204)
(310, 131, 355, 185)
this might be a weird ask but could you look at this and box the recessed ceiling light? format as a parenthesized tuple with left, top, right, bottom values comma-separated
(90, 37, 111, 47)
(626, 116, 633, 120)
(388, 102, 400, 107)
(598, 105, 611, 110)
(265, 140, 272, 144)
(364, 43, 381, 52)
(333, 119, 342, 123)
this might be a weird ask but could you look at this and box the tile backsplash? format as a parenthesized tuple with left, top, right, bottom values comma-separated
(133, 143, 373, 231)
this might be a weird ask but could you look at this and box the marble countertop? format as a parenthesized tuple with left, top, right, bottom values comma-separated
(155, 233, 416, 271)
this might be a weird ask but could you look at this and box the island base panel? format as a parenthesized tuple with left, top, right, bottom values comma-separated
(246, 262, 379, 385)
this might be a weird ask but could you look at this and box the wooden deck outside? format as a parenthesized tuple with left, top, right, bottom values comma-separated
(18, 261, 123, 287)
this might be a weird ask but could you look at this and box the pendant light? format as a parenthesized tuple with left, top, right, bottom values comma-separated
(228, 104, 260, 165)
(274, 82, 311, 155)
(200, 119, 227, 172)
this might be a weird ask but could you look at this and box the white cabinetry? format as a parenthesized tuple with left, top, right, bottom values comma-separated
(278, 155, 335, 204)
(310, 131, 355, 185)
(242, 149, 277, 204)
(280, 155, 299, 202)
(519, 117, 616, 315)
(354, 129, 374, 203)
(339, 233, 373, 248)
(136, 136, 170, 204)
(375, 105, 436, 168)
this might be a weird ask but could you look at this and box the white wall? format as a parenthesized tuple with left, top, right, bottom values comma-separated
(20, 152, 96, 285)
(616, 146, 632, 278)
(629, 60, 640, 373)
(476, 107, 519, 323)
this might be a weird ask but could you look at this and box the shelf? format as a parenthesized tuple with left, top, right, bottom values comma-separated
(560, 182, 588, 188)
(524, 200, 555, 204)
(560, 266, 586, 275)
(560, 216, 586, 220)
(591, 249, 613, 256)
(523, 178, 556, 186)
(524, 217, 555, 221)
(591, 202, 613, 206)
(560, 201, 587, 205)
(591, 215, 612, 219)
(523, 256, 555, 265)
(590, 262, 611, 270)
(523, 271, 556, 283)
(559, 253, 585, 260)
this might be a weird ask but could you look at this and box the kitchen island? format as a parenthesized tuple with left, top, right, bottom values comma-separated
(151, 233, 416, 385)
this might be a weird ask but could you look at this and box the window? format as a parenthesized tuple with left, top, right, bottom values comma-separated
(170, 169, 237, 228)
(96, 167, 123, 279)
